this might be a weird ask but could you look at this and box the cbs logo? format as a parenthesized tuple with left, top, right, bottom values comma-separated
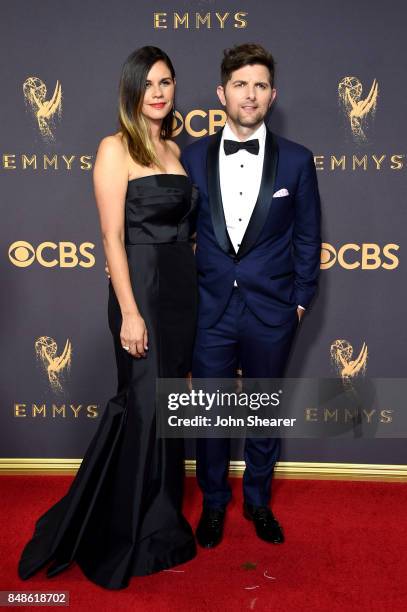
(172, 109, 226, 137)
(9, 241, 95, 268)
(321, 243, 399, 270)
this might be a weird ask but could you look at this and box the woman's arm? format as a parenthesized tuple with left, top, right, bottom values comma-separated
(93, 136, 148, 357)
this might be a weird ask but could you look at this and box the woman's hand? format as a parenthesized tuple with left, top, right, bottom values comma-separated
(105, 259, 111, 278)
(120, 313, 149, 358)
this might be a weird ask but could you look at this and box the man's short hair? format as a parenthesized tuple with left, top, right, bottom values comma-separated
(221, 43, 275, 88)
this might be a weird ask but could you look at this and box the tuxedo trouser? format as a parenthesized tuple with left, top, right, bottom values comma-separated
(192, 287, 299, 509)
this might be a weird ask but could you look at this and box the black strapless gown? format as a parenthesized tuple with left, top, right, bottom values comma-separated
(17, 174, 199, 590)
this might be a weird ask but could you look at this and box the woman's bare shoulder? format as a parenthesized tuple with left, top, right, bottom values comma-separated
(166, 139, 181, 158)
(93, 133, 130, 183)
(97, 132, 127, 157)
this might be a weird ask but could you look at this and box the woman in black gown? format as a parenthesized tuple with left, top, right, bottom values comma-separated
(18, 46, 198, 590)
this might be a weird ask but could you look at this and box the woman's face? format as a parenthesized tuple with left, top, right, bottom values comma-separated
(141, 60, 175, 122)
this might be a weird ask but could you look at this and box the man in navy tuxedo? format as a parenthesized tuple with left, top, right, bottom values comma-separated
(181, 43, 321, 548)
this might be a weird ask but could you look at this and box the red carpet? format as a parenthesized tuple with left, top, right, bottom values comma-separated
(1, 475, 407, 611)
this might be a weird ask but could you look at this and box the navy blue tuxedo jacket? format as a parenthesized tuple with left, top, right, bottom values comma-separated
(181, 126, 321, 328)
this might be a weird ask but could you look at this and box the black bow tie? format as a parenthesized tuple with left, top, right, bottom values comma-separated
(223, 138, 260, 156)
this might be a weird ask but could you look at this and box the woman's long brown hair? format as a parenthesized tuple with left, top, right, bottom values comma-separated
(118, 46, 175, 169)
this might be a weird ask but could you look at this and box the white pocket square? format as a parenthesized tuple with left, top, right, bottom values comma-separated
(273, 188, 289, 197)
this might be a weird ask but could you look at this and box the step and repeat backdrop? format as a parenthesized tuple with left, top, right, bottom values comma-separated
(1, 0, 406, 465)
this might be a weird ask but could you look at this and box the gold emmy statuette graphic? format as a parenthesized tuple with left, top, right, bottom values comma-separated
(35, 336, 71, 392)
(338, 77, 378, 142)
(330, 339, 368, 384)
(23, 77, 62, 141)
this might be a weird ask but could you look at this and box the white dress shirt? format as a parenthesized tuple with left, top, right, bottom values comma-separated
(219, 121, 266, 255)
(219, 120, 305, 310)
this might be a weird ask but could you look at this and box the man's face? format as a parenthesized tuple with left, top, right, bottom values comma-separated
(217, 63, 276, 130)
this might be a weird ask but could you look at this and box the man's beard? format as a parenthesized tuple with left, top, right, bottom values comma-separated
(235, 110, 264, 128)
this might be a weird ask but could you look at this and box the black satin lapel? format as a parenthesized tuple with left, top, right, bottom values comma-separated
(237, 130, 279, 259)
(207, 129, 236, 256)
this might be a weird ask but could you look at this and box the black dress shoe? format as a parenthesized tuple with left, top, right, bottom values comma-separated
(195, 507, 225, 548)
(243, 502, 284, 543)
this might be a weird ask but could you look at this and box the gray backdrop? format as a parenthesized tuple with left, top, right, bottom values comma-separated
(1, 0, 406, 465)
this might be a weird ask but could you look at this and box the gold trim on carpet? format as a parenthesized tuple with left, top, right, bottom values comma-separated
(1, 459, 406, 481)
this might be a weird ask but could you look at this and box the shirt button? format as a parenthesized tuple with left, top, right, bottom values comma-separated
(238, 218, 242, 222)
(240, 164, 244, 168)
(239, 192, 243, 195)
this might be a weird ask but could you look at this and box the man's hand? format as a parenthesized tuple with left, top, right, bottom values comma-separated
(105, 260, 110, 279)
